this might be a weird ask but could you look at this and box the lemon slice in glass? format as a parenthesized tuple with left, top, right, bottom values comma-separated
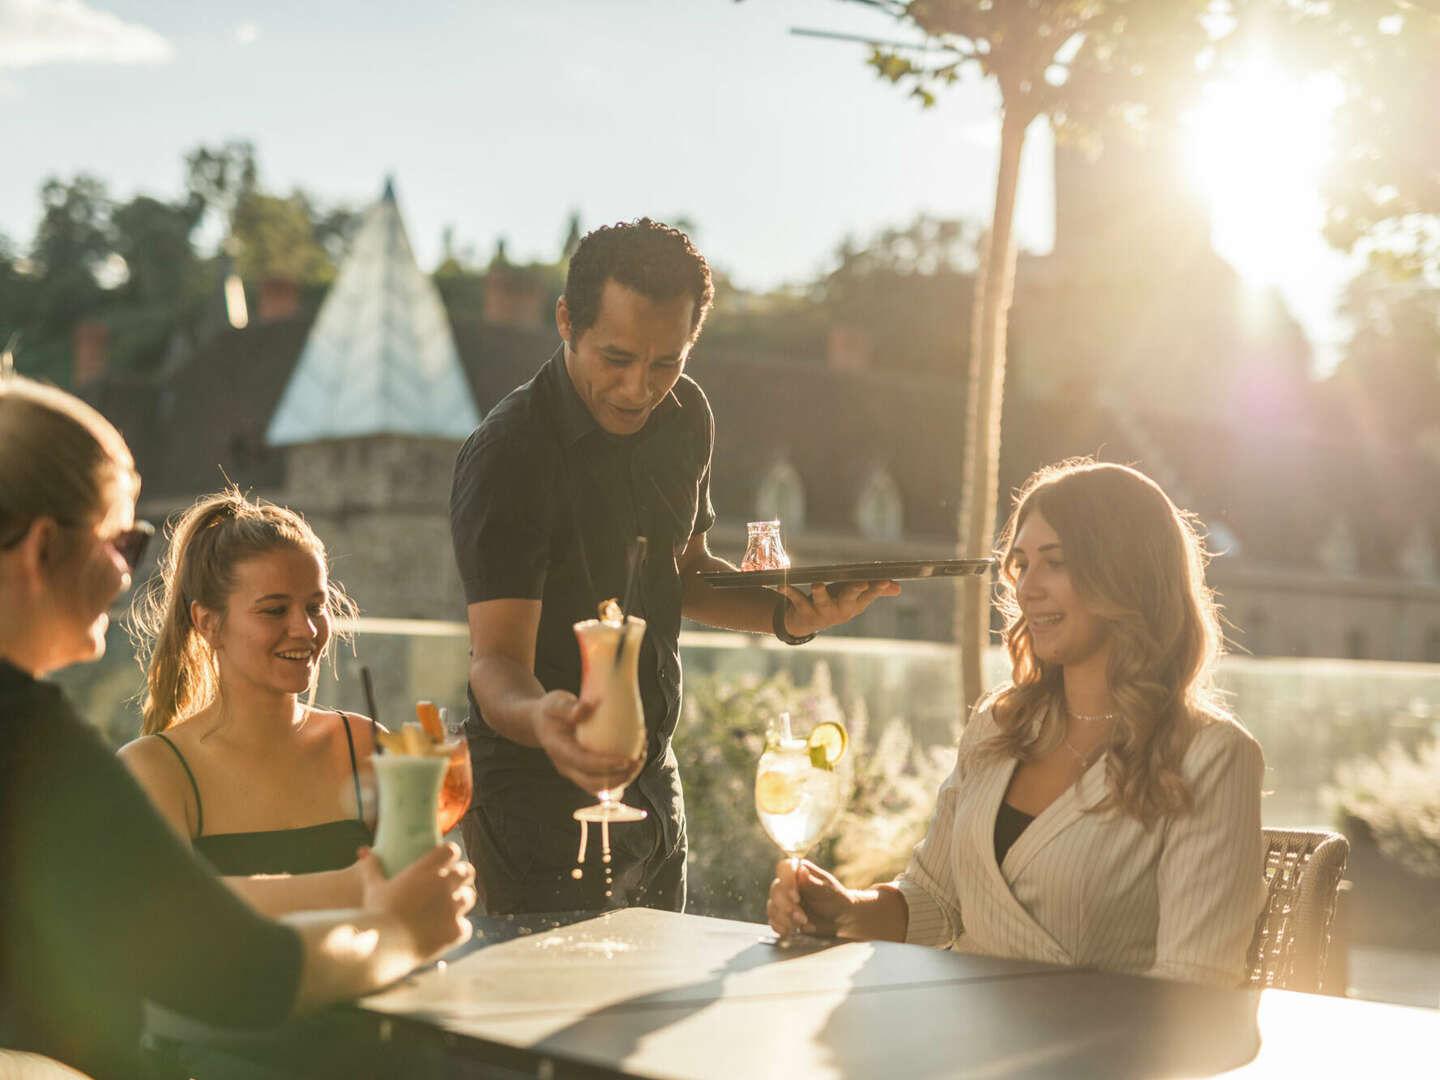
(755, 770, 801, 815)
(807, 721, 848, 769)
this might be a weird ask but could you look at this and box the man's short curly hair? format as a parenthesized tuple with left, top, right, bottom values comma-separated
(563, 218, 714, 345)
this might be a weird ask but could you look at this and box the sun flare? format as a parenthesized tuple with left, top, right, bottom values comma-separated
(1183, 65, 1341, 287)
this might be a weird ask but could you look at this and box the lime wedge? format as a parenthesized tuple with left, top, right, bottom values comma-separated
(807, 721, 848, 767)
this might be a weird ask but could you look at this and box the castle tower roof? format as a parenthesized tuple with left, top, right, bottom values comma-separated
(266, 178, 480, 445)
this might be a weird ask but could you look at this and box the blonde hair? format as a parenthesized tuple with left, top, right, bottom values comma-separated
(132, 488, 356, 735)
(0, 375, 137, 546)
(985, 459, 1230, 825)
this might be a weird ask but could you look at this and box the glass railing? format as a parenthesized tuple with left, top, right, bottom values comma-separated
(59, 616, 1440, 832)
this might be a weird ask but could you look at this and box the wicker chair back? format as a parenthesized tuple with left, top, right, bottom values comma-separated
(1245, 827, 1349, 993)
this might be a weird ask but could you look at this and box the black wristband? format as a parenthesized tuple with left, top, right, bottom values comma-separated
(773, 594, 817, 646)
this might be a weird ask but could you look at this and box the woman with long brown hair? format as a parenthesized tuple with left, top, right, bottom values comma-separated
(119, 489, 385, 915)
(0, 376, 474, 1078)
(768, 459, 1266, 988)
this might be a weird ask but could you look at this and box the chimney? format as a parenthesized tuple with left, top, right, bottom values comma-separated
(827, 326, 872, 373)
(72, 320, 108, 387)
(483, 268, 546, 329)
(258, 277, 301, 322)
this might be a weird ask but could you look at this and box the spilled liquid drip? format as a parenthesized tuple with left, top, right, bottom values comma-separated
(602, 819, 613, 897)
(572, 817, 617, 896)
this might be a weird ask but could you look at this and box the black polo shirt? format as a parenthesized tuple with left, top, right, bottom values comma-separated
(450, 347, 715, 857)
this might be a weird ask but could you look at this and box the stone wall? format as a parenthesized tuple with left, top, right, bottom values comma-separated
(281, 436, 467, 620)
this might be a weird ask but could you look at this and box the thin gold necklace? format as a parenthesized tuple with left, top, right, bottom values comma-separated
(1063, 708, 1117, 769)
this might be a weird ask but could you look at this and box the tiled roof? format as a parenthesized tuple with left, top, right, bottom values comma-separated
(121, 315, 967, 544)
(110, 295, 1440, 584)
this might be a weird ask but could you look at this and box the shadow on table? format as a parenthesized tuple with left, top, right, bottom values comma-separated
(528, 934, 834, 1066)
(141, 913, 600, 1080)
(810, 956, 1263, 1079)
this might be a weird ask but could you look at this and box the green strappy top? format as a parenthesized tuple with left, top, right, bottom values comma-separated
(154, 712, 374, 876)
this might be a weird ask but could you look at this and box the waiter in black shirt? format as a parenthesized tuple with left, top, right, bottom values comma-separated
(449, 218, 898, 914)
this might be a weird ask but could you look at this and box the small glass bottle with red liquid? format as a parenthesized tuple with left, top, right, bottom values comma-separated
(742, 520, 790, 572)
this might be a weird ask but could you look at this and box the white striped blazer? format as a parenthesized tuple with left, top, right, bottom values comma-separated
(895, 701, 1267, 988)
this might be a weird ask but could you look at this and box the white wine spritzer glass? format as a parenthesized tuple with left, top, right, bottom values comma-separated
(755, 710, 847, 944)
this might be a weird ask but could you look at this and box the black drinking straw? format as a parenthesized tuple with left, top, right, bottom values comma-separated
(613, 537, 647, 671)
(361, 666, 383, 752)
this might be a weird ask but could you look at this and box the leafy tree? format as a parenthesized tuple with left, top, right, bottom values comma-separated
(1278, 3, 1440, 282)
(229, 190, 338, 284)
(185, 140, 354, 286)
(29, 175, 112, 335)
(798, 0, 1214, 705)
(791, 1, 1433, 705)
(5, 141, 361, 385)
(1329, 266, 1440, 440)
(111, 194, 203, 310)
(1276, 4, 1440, 442)
(184, 140, 258, 225)
(0, 234, 37, 349)
(819, 214, 980, 375)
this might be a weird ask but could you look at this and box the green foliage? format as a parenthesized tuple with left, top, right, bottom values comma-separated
(111, 195, 203, 309)
(1327, 736, 1440, 880)
(829, 697, 955, 889)
(1, 141, 358, 387)
(184, 140, 258, 222)
(29, 175, 110, 334)
(819, 215, 979, 375)
(678, 669, 810, 919)
(1253, 1, 1440, 281)
(1329, 267, 1440, 435)
(231, 191, 346, 285)
(866, 0, 1213, 140)
(678, 663, 955, 920)
(702, 212, 981, 376)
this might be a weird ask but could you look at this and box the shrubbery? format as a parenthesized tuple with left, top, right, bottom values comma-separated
(678, 663, 955, 921)
(1327, 736, 1440, 880)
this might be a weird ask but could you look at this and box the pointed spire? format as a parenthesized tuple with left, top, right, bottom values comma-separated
(562, 211, 582, 260)
(265, 178, 480, 446)
(381, 174, 397, 204)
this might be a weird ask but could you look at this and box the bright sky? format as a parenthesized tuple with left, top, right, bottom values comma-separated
(0, 0, 1353, 373)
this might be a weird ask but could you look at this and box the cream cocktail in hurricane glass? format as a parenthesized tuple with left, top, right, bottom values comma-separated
(571, 614, 648, 824)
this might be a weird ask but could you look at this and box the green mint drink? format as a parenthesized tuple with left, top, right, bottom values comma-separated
(372, 754, 447, 876)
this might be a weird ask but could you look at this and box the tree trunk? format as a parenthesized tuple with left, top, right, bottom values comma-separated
(957, 104, 1030, 711)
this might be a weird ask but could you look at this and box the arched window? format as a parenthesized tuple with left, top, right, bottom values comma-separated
(855, 467, 904, 541)
(1318, 517, 1358, 577)
(755, 460, 806, 530)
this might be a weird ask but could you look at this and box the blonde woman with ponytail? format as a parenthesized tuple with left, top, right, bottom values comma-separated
(120, 489, 388, 915)
(1, 377, 473, 1080)
(768, 460, 1267, 989)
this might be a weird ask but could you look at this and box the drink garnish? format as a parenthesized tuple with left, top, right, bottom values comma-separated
(807, 721, 848, 770)
(376, 721, 458, 757)
(755, 770, 802, 815)
(598, 597, 623, 625)
(415, 700, 443, 740)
